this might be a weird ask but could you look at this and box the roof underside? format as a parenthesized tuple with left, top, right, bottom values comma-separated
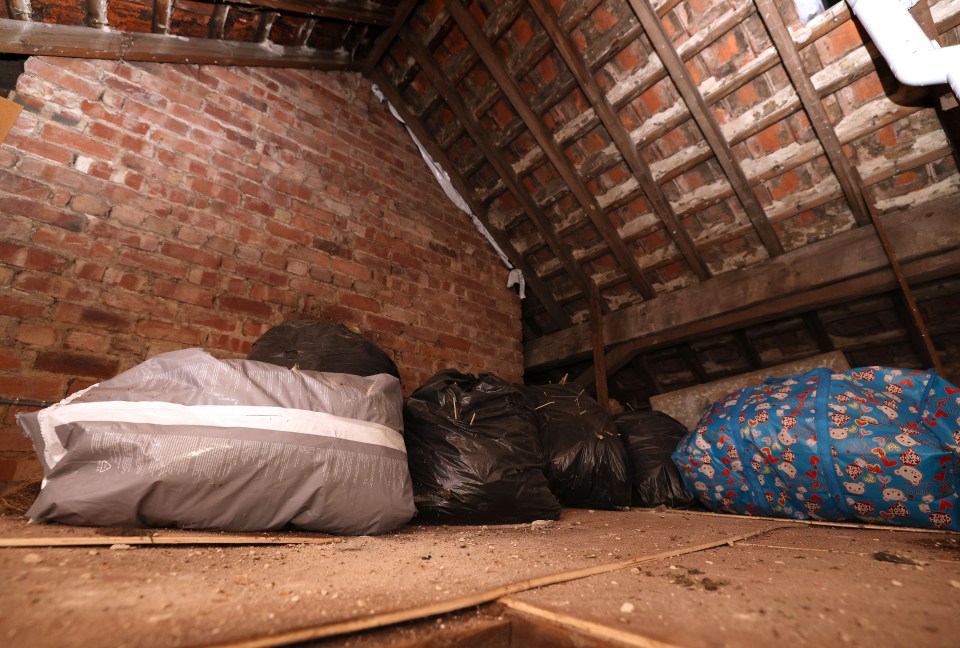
(2, 0, 959, 406)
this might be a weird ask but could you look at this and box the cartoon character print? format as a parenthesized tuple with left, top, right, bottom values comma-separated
(882, 488, 906, 501)
(894, 465, 923, 485)
(844, 482, 865, 495)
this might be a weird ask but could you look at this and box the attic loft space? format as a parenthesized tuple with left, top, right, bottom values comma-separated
(0, 1, 959, 644)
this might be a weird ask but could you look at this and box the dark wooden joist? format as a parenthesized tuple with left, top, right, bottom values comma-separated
(589, 284, 610, 412)
(85, 0, 108, 29)
(256, 11, 278, 44)
(153, 0, 173, 35)
(229, 0, 394, 26)
(295, 18, 317, 47)
(398, 28, 598, 307)
(802, 312, 834, 354)
(6, 0, 31, 20)
(360, 0, 418, 77)
(627, 0, 783, 259)
(574, 245, 960, 388)
(448, 0, 657, 301)
(209, 2, 229, 39)
(529, 192, 960, 372)
(0, 18, 356, 69)
(371, 69, 572, 329)
(530, 1, 710, 283)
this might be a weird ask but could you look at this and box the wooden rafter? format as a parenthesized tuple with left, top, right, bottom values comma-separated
(209, 2, 229, 39)
(627, 0, 784, 259)
(530, 193, 960, 372)
(361, 0, 418, 77)
(85, 0, 108, 29)
(0, 18, 355, 68)
(371, 69, 572, 329)
(589, 284, 610, 412)
(753, 0, 942, 372)
(754, 0, 870, 226)
(447, 0, 657, 301)
(295, 18, 317, 47)
(530, 0, 710, 282)
(153, 0, 173, 35)
(6, 0, 31, 20)
(228, 0, 394, 26)
(399, 28, 598, 309)
(256, 11, 278, 44)
(802, 312, 834, 354)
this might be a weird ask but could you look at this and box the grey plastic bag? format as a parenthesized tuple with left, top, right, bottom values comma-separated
(19, 349, 415, 535)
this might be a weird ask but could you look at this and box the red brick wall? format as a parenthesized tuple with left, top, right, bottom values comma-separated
(0, 57, 522, 487)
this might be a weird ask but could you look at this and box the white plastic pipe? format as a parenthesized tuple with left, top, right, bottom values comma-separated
(847, 0, 960, 98)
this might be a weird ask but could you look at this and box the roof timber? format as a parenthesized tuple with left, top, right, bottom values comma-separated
(0, 18, 356, 68)
(529, 1, 711, 282)
(627, 0, 784, 259)
(371, 68, 572, 330)
(526, 192, 960, 372)
(448, 0, 658, 302)
(398, 27, 600, 312)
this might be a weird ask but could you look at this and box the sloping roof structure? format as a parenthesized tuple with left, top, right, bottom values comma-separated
(3, 0, 958, 408)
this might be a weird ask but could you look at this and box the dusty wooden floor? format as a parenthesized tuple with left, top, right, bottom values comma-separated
(0, 508, 957, 647)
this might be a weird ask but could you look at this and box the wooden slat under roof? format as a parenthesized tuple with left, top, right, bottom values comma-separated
(2, 0, 959, 399)
(0, 0, 417, 70)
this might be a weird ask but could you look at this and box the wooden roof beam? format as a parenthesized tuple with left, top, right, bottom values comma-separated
(530, 1, 710, 283)
(229, 0, 394, 26)
(528, 193, 960, 371)
(448, 0, 657, 301)
(371, 70, 572, 329)
(153, 0, 173, 35)
(6, 0, 31, 20)
(627, 0, 784, 259)
(0, 18, 356, 68)
(398, 27, 598, 311)
(360, 0, 418, 77)
(754, 0, 942, 372)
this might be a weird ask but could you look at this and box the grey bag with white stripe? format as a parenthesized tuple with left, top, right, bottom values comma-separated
(18, 348, 415, 535)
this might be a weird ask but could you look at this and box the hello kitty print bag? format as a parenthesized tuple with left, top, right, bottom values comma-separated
(672, 367, 960, 530)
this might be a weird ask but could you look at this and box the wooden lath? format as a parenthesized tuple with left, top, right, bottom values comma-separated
(447, 0, 659, 302)
(397, 27, 599, 311)
(227, 0, 396, 26)
(370, 69, 572, 330)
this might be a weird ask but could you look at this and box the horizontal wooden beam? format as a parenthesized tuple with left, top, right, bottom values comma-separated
(526, 193, 960, 371)
(0, 18, 357, 69)
(229, 0, 395, 26)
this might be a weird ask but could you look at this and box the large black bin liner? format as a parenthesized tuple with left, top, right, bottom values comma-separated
(616, 410, 696, 508)
(404, 370, 560, 524)
(247, 320, 399, 378)
(524, 384, 631, 509)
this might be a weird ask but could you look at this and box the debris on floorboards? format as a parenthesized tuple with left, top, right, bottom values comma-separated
(0, 508, 957, 647)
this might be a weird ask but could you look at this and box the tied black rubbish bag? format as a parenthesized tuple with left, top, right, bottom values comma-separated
(524, 384, 631, 509)
(247, 320, 399, 378)
(404, 370, 560, 524)
(616, 410, 697, 508)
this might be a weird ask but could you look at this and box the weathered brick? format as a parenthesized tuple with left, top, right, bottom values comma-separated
(34, 350, 119, 378)
(0, 197, 86, 232)
(219, 295, 273, 319)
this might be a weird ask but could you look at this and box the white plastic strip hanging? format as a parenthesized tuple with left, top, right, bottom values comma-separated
(372, 84, 524, 298)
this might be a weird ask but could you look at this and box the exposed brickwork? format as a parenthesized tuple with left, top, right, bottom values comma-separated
(0, 57, 523, 487)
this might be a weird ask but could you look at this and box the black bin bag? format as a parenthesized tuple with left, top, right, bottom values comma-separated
(524, 384, 631, 509)
(403, 370, 560, 524)
(247, 320, 399, 378)
(616, 410, 696, 508)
